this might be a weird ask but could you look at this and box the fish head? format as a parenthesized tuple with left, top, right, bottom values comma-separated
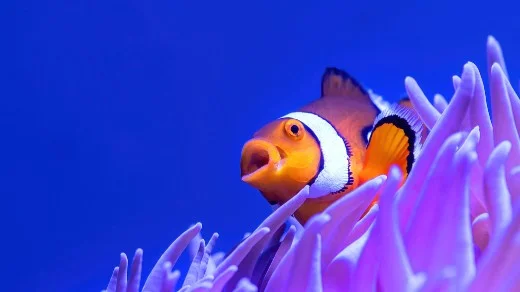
(240, 117, 321, 205)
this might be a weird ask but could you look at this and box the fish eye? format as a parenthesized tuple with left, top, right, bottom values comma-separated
(290, 125, 299, 135)
(284, 120, 304, 140)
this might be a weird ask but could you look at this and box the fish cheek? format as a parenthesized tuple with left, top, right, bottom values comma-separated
(285, 154, 320, 183)
(284, 134, 322, 184)
(267, 152, 320, 205)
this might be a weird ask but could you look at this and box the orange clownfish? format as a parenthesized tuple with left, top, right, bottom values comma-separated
(240, 67, 428, 225)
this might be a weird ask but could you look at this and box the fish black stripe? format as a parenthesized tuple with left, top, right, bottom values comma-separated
(361, 125, 373, 145)
(370, 114, 416, 174)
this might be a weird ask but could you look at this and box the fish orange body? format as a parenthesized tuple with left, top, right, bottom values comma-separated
(240, 67, 428, 225)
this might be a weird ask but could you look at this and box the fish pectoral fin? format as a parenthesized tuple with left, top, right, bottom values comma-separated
(359, 103, 423, 184)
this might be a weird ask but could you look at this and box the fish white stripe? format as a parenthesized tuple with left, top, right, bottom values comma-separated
(281, 111, 351, 198)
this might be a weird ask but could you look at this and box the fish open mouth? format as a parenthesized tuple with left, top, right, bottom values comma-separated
(244, 149, 270, 176)
(240, 139, 286, 183)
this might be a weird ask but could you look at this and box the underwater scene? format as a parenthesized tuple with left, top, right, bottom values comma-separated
(9, 0, 520, 291)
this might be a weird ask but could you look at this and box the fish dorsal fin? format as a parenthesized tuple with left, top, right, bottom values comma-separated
(320, 67, 370, 100)
(358, 103, 423, 185)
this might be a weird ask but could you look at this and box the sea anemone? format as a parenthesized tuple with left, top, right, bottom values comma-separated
(101, 35, 520, 292)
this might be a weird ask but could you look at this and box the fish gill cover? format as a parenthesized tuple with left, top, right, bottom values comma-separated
(100, 36, 520, 292)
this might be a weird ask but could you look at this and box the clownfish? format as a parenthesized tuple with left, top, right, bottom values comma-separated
(240, 67, 429, 225)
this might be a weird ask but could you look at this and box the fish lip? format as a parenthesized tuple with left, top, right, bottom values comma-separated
(240, 139, 285, 182)
(241, 164, 269, 182)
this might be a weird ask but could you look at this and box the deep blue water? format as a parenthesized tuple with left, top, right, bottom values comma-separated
(7, 0, 519, 291)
